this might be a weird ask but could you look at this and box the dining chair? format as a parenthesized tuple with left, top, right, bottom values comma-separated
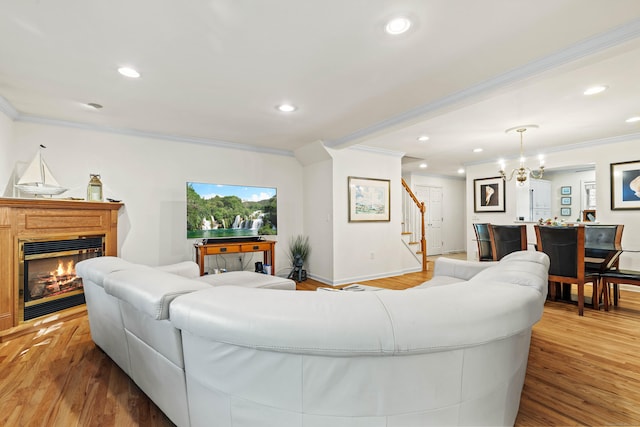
(473, 223, 493, 261)
(488, 224, 527, 261)
(534, 225, 599, 316)
(585, 224, 624, 307)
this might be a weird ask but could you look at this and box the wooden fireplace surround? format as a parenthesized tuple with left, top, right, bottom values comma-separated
(0, 198, 123, 331)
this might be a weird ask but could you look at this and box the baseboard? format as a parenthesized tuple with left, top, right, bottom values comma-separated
(620, 284, 640, 293)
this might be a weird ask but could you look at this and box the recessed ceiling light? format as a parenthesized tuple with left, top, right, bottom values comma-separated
(417, 135, 429, 142)
(457, 168, 465, 174)
(276, 104, 297, 113)
(385, 17, 411, 35)
(626, 116, 640, 123)
(583, 85, 607, 95)
(419, 163, 427, 169)
(473, 148, 483, 153)
(118, 67, 140, 78)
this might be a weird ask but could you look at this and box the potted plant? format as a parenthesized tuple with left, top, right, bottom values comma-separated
(287, 235, 310, 282)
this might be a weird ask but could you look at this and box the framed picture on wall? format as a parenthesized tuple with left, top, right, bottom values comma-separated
(561, 197, 571, 205)
(348, 176, 390, 222)
(561, 186, 571, 195)
(561, 207, 571, 216)
(473, 176, 505, 212)
(611, 160, 640, 210)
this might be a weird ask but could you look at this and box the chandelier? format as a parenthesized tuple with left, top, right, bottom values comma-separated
(499, 124, 544, 185)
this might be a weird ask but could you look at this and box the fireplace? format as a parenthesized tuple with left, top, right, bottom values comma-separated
(0, 198, 122, 331)
(19, 236, 104, 321)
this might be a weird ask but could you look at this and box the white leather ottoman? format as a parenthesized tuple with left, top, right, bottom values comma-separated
(195, 271, 296, 290)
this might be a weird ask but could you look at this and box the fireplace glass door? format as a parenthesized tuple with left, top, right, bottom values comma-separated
(20, 236, 104, 321)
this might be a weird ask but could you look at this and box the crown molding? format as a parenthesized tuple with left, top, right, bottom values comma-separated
(14, 114, 295, 157)
(0, 96, 19, 119)
(349, 145, 405, 158)
(464, 132, 640, 167)
(326, 18, 640, 148)
(410, 171, 466, 181)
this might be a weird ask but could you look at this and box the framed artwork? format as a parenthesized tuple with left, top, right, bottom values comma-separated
(561, 197, 571, 205)
(611, 160, 640, 210)
(348, 176, 390, 222)
(473, 177, 505, 212)
(561, 207, 571, 216)
(583, 209, 596, 222)
(561, 186, 571, 195)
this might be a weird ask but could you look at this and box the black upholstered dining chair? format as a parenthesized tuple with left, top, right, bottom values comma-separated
(473, 223, 493, 261)
(488, 224, 527, 261)
(585, 224, 624, 307)
(535, 225, 599, 316)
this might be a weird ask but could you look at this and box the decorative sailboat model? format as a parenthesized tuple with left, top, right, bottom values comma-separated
(15, 146, 67, 196)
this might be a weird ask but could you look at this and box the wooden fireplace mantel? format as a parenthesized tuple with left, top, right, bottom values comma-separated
(0, 198, 123, 331)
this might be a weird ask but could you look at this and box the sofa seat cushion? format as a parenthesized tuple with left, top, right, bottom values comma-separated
(104, 268, 211, 320)
(195, 271, 296, 290)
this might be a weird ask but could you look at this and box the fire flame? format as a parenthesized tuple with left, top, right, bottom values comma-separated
(52, 260, 75, 278)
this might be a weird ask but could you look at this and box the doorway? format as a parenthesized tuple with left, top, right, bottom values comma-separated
(415, 185, 443, 255)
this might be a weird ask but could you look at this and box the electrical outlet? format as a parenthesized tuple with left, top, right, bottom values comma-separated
(370, 251, 375, 259)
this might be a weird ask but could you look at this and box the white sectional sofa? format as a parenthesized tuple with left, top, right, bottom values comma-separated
(77, 251, 549, 427)
(75, 257, 295, 427)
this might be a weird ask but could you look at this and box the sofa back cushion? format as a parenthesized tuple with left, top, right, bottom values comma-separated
(104, 268, 211, 320)
(76, 256, 140, 288)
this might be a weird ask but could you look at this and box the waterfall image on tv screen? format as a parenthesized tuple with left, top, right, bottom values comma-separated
(186, 182, 277, 240)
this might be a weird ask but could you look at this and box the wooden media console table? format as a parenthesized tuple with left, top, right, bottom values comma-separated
(195, 240, 276, 276)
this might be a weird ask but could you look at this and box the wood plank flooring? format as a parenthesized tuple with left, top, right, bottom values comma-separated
(1, 260, 640, 426)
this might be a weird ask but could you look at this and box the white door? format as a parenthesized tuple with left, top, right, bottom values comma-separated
(415, 185, 443, 256)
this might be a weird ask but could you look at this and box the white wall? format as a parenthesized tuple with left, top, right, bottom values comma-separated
(465, 138, 640, 269)
(4, 121, 305, 270)
(330, 146, 405, 285)
(302, 157, 334, 282)
(544, 169, 596, 219)
(403, 173, 466, 254)
(0, 112, 13, 194)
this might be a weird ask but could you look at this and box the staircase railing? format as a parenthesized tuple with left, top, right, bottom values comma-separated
(401, 178, 427, 271)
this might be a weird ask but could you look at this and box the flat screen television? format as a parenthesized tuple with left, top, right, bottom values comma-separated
(186, 182, 277, 241)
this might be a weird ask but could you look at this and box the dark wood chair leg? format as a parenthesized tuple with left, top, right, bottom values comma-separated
(578, 283, 584, 316)
(592, 280, 600, 310)
(561, 282, 572, 302)
(548, 281, 556, 301)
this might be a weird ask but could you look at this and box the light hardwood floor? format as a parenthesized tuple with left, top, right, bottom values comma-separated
(1, 259, 639, 426)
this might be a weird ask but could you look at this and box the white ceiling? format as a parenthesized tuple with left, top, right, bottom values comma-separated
(1, 1, 640, 176)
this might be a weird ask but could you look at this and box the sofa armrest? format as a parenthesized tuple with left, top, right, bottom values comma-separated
(433, 257, 496, 281)
(156, 261, 200, 279)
